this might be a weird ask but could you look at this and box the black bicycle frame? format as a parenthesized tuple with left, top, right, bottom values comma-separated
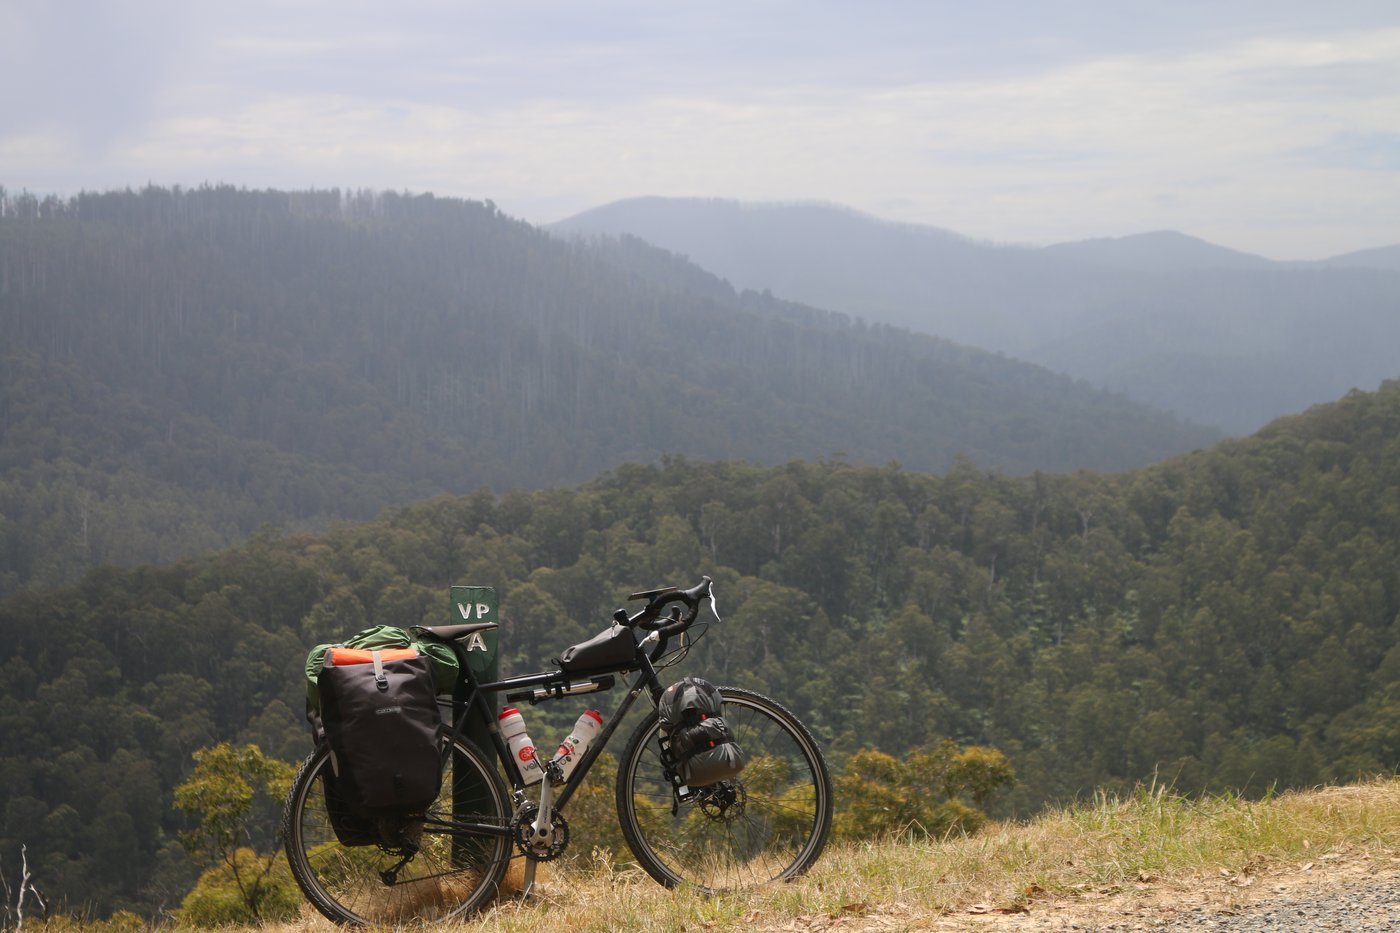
(434, 635, 667, 836)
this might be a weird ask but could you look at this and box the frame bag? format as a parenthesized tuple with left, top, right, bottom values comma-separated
(658, 677, 748, 790)
(559, 623, 637, 675)
(318, 647, 444, 844)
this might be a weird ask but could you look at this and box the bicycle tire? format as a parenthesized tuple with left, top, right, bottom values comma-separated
(282, 732, 512, 925)
(615, 686, 832, 891)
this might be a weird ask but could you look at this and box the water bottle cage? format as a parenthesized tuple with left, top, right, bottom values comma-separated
(657, 732, 698, 814)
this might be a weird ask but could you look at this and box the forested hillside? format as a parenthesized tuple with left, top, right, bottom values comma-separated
(554, 197, 1400, 433)
(0, 186, 1216, 596)
(2, 381, 1398, 915)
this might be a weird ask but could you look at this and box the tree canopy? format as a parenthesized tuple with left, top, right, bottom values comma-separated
(0, 184, 1216, 597)
(1, 380, 1397, 914)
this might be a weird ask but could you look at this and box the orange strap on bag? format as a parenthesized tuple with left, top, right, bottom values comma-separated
(327, 647, 419, 666)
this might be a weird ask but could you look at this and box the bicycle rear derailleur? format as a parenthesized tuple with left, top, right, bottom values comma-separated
(511, 804, 570, 861)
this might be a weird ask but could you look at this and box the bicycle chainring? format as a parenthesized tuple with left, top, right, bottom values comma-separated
(511, 805, 570, 861)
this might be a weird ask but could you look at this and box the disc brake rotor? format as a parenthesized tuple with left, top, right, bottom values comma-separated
(695, 781, 747, 824)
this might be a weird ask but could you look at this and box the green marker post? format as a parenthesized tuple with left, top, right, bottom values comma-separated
(449, 585, 498, 865)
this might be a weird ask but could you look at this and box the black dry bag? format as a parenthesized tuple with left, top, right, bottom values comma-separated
(658, 676, 748, 788)
(318, 647, 444, 830)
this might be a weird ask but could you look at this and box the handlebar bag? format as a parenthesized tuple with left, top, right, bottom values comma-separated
(318, 647, 444, 836)
(559, 623, 637, 674)
(658, 677, 748, 787)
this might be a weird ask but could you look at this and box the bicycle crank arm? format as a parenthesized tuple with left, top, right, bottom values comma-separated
(530, 778, 556, 843)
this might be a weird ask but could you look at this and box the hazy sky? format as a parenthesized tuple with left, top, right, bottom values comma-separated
(4, 1, 1399, 259)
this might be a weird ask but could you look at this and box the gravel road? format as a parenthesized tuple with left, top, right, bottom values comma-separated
(908, 865, 1400, 933)
(1116, 875, 1400, 932)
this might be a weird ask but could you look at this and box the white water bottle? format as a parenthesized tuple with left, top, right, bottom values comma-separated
(551, 709, 604, 784)
(499, 707, 544, 785)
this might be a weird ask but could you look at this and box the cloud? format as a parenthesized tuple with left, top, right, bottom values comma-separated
(454, 27, 1400, 252)
(4, 5, 1398, 259)
(1, 0, 192, 150)
(1296, 132, 1400, 172)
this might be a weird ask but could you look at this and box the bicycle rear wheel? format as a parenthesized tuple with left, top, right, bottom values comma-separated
(282, 733, 511, 925)
(615, 686, 832, 891)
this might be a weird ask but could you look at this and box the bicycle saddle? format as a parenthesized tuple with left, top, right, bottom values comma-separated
(412, 622, 498, 641)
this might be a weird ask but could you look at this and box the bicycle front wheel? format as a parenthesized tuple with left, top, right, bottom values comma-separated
(615, 686, 832, 891)
(282, 733, 512, 925)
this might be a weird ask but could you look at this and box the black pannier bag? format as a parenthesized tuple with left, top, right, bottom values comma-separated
(559, 623, 637, 675)
(319, 770, 377, 847)
(318, 646, 444, 844)
(658, 677, 748, 790)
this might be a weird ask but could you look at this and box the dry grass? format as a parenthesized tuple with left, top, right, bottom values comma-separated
(459, 778, 1400, 932)
(66, 778, 1400, 932)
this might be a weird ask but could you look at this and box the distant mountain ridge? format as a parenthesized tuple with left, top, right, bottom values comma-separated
(0, 186, 1216, 594)
(1040, 230, 1278, 272)
(1044, 229, 1400, 273)
(1319, 242, 1400, 271)
(553, 198, 1400, 433)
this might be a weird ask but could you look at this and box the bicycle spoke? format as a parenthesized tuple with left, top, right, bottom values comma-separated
(283, 736, 511, 925)
(617, 688, 831, 893)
